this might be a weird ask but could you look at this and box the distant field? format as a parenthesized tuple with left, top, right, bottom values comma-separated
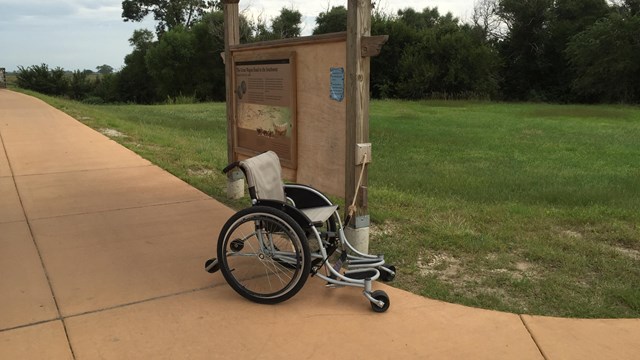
(22, 90, 640, 318)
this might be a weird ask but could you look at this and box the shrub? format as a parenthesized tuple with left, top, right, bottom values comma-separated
(68, 70, 93, 100)
(16, 64, 69, 96)
(82, 96, 106, 105)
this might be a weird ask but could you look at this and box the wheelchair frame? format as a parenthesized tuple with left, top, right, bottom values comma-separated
(205, 151, 395, 312)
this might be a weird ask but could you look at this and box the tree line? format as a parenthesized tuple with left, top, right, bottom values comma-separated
(16, 0, 640, 104)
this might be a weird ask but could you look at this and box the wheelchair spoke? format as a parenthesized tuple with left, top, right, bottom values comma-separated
(242, 234, 293, 289)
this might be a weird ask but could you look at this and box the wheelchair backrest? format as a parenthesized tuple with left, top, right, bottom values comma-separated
(239, 151, 286, 202)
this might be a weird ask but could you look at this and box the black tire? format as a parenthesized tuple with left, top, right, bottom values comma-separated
(370, 290, 390, 313)
(217, 206, 311, 304)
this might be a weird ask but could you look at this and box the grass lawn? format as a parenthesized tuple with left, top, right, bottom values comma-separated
(22, 90, 640, 318)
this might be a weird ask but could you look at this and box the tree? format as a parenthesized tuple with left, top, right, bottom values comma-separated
(370, 13, 423, 98)
(472, 0, 505, 41)
(368, 7, 500, 100)
(251, 15, 276, 42)
(145, 26, 197, 99)
(249, 8, 302, 41)
(313, 6, 347, 34)
(190, 10, 256, 101)
(567, 12, 640, 102)
(611, 0, 640, 15)
(68, 70, 93, 100)
(544, 0, 609, 101)
(96, 64, 114, 75)
(395, 22, 499, 99)
(190, 11, 226, 101)
(129, 28, 155, 50)
(121, 0, 219, 35)
(91, 74, 121, 103)
(270, 8, 302, 39)
(627, 0, 640, 14)
(16, 64, 68, 96)
(398, 7, 440, 29)
(118, 29, 158, 103)
(496, 0, 554, 100)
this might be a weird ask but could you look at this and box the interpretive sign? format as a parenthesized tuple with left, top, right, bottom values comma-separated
(227, 34, 347, 196)
(234, 53, 297, 167)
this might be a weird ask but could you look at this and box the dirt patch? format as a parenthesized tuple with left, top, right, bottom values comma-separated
(485, 253, 499, 261)
(188, 168, 215, 177)
(134, 143, 162, 151)
(417, 251, 539, 311)
(420, 251, 540, 284)
(611, 246, 640, 260)
(515, 261, 533, 273)
(370, 221, 400, 240)
(417, 252, 462, 279)
(561, 230, 583, 239)
(99, 128, 127, 138)
(489, 261, 540, 281)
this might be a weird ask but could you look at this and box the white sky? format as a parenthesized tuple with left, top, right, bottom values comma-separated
(0, 0, 476, 72)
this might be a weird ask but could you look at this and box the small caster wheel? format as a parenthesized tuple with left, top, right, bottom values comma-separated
(370, 290, 390, 313)
(230, 239, 244, 252)
(380, 265, 396, 282)
(205, 258, 220, 273)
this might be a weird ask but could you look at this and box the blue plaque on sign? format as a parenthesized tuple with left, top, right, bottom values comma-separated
(330, 67, 345, 102)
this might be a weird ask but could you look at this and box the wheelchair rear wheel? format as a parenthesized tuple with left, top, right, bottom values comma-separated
(217, 206, 311, 304)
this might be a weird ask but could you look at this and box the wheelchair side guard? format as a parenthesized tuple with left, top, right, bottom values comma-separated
(284, 184, 336, 209)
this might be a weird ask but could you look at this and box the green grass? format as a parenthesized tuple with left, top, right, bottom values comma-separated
(369, 100, 640, 318)
(22, 90, 640, 318)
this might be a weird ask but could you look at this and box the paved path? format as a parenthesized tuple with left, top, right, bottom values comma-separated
(1, 89, 638, 359)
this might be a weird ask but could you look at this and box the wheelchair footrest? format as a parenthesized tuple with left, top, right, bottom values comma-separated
(344, 269, 378, 280)
(349, 258, 383, 265)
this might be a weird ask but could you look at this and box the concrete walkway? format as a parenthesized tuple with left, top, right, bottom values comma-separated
(0, 89, 638, 359)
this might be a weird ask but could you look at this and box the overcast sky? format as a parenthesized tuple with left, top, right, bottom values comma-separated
(0, 0, 476, 72)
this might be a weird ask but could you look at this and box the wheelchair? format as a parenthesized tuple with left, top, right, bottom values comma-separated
(205, 151, 395, 312)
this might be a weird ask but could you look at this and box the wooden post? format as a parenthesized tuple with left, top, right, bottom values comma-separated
(223, 0, 240, 164)
(223, 0, 243, 199)
(345, 0, 372, 251)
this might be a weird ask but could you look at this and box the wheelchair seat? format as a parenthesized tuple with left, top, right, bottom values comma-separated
(300, 205, 339, 226)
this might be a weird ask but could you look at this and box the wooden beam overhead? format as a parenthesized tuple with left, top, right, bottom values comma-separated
(361, 35, 389, 58)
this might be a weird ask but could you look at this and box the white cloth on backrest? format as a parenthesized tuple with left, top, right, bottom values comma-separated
(240, 151, 286, 202)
